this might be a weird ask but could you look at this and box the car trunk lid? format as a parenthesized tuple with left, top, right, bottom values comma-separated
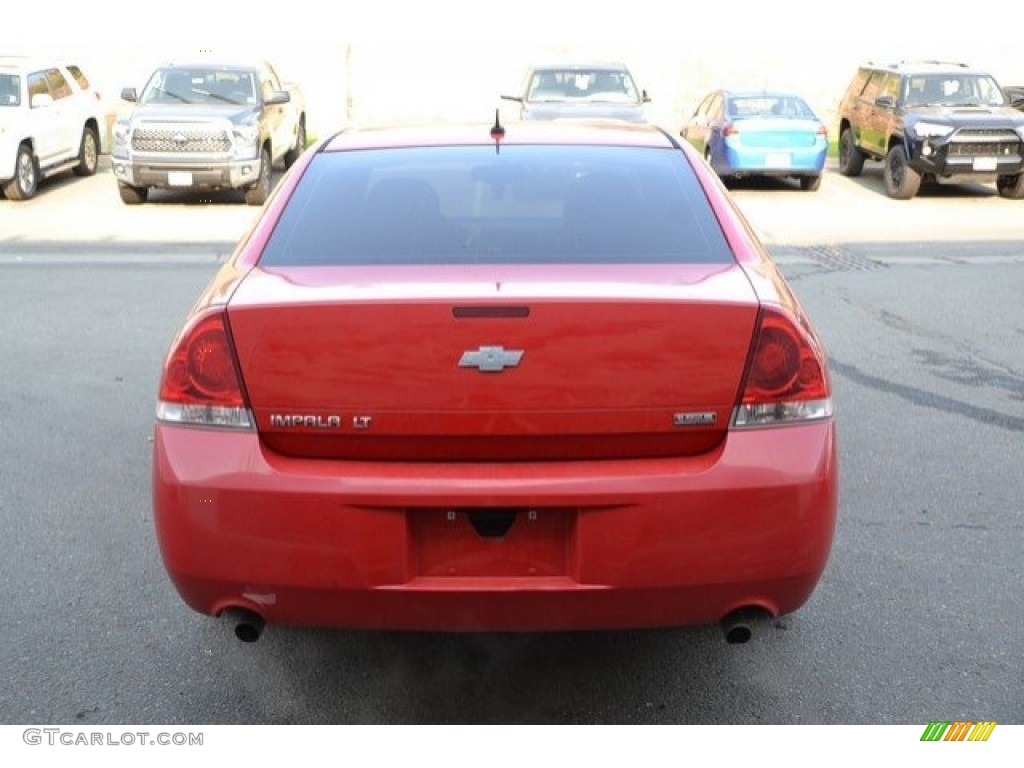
(227, 264, 759, 461)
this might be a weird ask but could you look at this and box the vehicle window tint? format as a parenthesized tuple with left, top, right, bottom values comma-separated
(0, 74, 19, 106)
(528, 70, 637, 102)
(849, 69, 871, 99)
(730, 96, 815, 119)
(861, 70, 885, 103)
(27, 71, 49, 104)
(205, 70, 255, 104)
(67, 65, 90, 90)
(259, 145, 733, 267)
(879, 73, 900, 102)
(44, 68, 72, 100)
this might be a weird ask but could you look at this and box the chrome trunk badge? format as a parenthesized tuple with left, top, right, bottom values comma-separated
(459, 346, 524, 372)
(673, 411, 717, 426)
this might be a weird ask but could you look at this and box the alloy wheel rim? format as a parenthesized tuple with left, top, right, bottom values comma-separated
(85, 134, 97, 170)
(18, 153, 34, 191)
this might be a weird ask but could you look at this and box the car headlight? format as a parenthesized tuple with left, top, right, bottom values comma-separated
(912, 121, 954, 138)
(112, 121, 131, 147)
(232, 124, 260, 159)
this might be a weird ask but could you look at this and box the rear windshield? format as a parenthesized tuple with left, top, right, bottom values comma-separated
(258, 145, 733, 267)
(727, 95, 815, 119)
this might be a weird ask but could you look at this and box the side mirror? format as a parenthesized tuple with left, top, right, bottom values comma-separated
(874, 95, 895, 110)
(501, 95, 524, 103)
(120, 87, 138, 102)
(30, 92, 54, 109)
(265, 90, 291, 106)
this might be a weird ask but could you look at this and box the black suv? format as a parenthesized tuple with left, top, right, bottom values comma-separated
(837, 61, 1024, 199)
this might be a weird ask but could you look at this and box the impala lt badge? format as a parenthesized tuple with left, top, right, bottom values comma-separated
(459, 346, 524, 373)
(270, 414, 343, 428)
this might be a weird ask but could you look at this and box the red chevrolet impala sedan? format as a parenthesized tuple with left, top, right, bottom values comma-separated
(152, 119, 837, 642)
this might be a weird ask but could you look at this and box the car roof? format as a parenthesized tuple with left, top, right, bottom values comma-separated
(154, 60, 269, 71)
(528, 62, 633, 72)
(861, 60, 990, 76)
(719, 89, 806, 98)
(321, 120, 675, 152)
(0, 56, 78, 73)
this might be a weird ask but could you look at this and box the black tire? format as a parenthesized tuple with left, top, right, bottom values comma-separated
(244, 146, 272, 206)
(883, 145, 921, 199)
(996, 173, 1024, 199)
(800, 174, 822, 192)
(3, 143, 38, 200)
(118, 183, 148, 204)
(838, 128, 865, 177)
(284, 119, 306, 169)
(73, 125, 99, 177)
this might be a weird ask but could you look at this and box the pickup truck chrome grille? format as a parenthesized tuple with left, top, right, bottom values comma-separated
(132, 125, 232, 153)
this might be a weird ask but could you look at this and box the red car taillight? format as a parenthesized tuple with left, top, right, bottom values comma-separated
(732, 306, 832, 428)
(156, 309, 253, 429)
(723, 123, 739, 137)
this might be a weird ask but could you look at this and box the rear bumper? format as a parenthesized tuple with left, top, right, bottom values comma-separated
(153, 420, 838, 631)
(720, 139, 827, 176)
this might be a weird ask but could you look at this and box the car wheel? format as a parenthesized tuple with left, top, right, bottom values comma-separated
(800, 174, 822, 192)
(883, 145, 921, 199)
(244, 146, 272, 206)
(838, 128, 865, 177)
(284, 120, 306, 169)
(996, 173, 1024, 199)
(3, 144, 39, 200)
(118, 182, 148, 204)
(73, 125, 100, 177)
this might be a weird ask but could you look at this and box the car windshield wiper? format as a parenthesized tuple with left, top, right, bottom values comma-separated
(147, 86, 190, 104)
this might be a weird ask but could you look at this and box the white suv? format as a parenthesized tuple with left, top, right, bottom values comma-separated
(0, 57, 109, 200)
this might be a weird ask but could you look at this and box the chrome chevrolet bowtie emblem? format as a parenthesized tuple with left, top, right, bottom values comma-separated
(459, 346, 524, 372)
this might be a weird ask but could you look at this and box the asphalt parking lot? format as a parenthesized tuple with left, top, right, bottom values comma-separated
(0, 157, 259, 260)
(1, 147, 1022, 733)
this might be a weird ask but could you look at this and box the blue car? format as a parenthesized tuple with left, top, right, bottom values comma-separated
(681, 89, 828, 190)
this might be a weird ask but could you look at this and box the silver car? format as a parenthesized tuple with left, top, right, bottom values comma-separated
(502, 62, 650, 123)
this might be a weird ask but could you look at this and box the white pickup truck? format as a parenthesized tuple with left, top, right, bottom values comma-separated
(111, 59, 307, 205)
